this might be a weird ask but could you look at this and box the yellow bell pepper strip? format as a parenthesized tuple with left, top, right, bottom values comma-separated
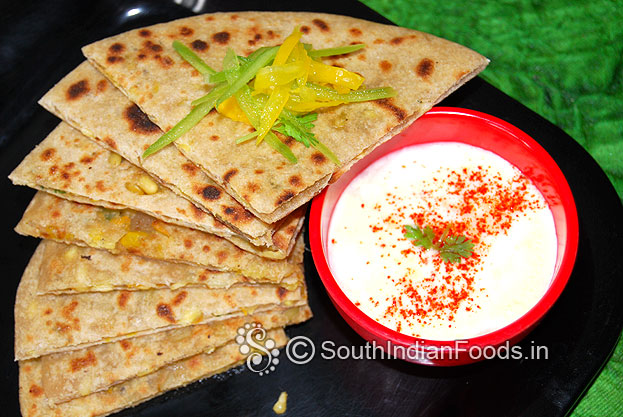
(273, 27, 302, 66)
(254, 61, 307, 92)
(228, 71, 297, 163)
(308, 60, 364, 91)
(256, 84, 291, 144)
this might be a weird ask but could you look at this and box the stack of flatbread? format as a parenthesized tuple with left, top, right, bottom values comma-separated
(9, 11, 487, 416)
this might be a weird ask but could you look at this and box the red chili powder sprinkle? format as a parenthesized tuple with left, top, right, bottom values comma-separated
(363, 165, 545, 330)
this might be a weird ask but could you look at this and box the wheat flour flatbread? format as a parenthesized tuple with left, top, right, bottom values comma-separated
(15, 192, 304, 282)
(83, 12, 488, 223)
(19, 329, 287, 417)
(41, 305, 311, 404)
(39, 61, 303, 257)
(14, 242, 306, 360)
(9, 122, 301, 259)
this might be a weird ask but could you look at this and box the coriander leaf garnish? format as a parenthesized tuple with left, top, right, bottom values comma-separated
(404, 224, 475, 263)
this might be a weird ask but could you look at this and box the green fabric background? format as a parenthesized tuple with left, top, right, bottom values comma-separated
(358, 0, 623, 415)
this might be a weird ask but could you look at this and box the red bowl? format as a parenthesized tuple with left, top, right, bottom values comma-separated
(309, 107, 579, 366)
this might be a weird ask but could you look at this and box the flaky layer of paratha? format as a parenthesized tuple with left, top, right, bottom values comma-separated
(39, 61, 304, 251)
(19, 329, 287, 417)
(9, 122, 302, 258)
(36, 241, 303, 295)
(83, 12, 488, 223)
(41, 305, 311, 404)
(14, 242, 306, 360)
(15, 192, 304, 282)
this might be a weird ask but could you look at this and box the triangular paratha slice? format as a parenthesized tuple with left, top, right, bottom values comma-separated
(15, 192, 304, 282)
(19, 329, 287, 417)
(39, 61, 303, 254)
(41, 305, 311, 404)
(83, 12, 488, 223)
(9, 122, 301, 258)
(14, 242, 306, 360)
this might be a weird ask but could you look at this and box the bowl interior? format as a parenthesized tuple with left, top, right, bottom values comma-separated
(310, 107, 579, 352)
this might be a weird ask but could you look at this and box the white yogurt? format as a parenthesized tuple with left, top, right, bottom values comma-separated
(327, 142, 557, 340)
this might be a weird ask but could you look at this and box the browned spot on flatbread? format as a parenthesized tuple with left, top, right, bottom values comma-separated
(455, 69, 469, 80)
(191, 39, 208, 52)
(202, 245, 210, 253)
(205, 16, 214, 22)
(283, 136, 296, 148)
(117, 291, 131, 308)
(276, 190, 295, 206)
(230, 14, 239, 20)
(157, 55, 174, 68)
(248, 33, 262, 45)
(273, 232, 286, 251)
(198, 271, 208, 281)
(216, 250, 228, 263)
(62, 300, 78, 319)
(180, 26, 194, 36)
(145, 40, 163, 52)
(79, 154, 95, 164)
(95, 180, 106, 192)
(120, 340, 132, 351)
(184, 239, 193, 249)
(96, 79, 108, 93)
(40, 148, 55, 161)
(289, 175, 302, 187)
(379, 60, 392, 72)
(103, 137, 117, 150)
(29, 385, 44, 397)
(254, 169, 264, 175)
(190, 204, 206, 220)
(44, 308, 53, 315)
(416, 58, 435, 79)
(374, 38, 385, 44)
(312, 19, 329, 32)
(107, 56, 124, 64)
(301, 25, 310, 34)
(210, 135, 220, 141)
(267, 30, 277, 39)
(172, 291, 188, 306)
(201, 185, 222, 200)
(66, 79, 89, 101)
(121, 257, 132, 273)
(181, 163, 198, 176)
(277, 287, 288, 300)
(223, 168, 238, 183)
(223, 206, 254, 223)
(311, 152, 327, 165)
(156, 303, 176, 323)
(212, 31, 231, 45)
(374, 98, 407, 121)
(349, 28, 362, 36)
(109, 43, 124, 54)
(390, 37, 404, 45)
(246, 182, 260, 193)
(70, 351, 97, 372)
(139, 29, 151, 37)
(124, 104, 159, 134)
(138, 53, 147, 60)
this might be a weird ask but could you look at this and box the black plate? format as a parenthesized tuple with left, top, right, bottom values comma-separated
(1, 1, 622, 416)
